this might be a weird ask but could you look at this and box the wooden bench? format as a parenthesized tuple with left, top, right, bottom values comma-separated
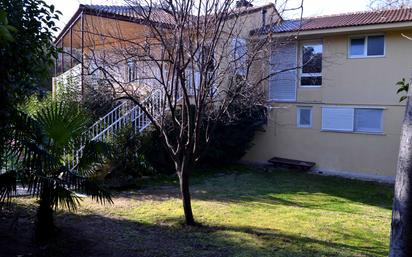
(268, 157, 316, 171)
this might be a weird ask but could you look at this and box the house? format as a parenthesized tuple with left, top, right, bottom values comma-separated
(52, 2, 278, 169)
(52, 3, 278, 96)
(53, 3, 412, 180)
(244, 8, 412, 181)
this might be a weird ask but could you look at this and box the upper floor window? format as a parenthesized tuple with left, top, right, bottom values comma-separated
(126, 60, 138, 82)
(301, 43, 323, 86)
(232, 37, 247, 76)
(349, 35, 385, 58)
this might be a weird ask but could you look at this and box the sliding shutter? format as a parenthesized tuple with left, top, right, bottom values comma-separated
(322, 107, 354, 131)
(269, 41, 297, 101)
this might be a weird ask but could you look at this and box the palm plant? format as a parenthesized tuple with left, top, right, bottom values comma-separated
(0, 100, 112, 241)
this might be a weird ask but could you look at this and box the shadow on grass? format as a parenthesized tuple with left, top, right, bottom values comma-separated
(189, 167, 394, 212)
(0, 203, 389, 257)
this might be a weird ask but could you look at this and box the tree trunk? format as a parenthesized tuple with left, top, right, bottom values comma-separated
(389, 90, 412, 256)
(35, 185, 54, 242)
(178, 170, 196, 226)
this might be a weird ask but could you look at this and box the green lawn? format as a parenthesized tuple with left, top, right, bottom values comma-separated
(3, 166, 393, 257)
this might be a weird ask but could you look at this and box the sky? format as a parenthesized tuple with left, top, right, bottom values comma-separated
(46, 0, 371, 34)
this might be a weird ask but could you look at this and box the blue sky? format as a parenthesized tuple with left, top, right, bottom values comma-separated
(46, 0, 371, 33)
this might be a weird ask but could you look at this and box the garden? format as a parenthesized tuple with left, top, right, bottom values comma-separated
(2, 166, 393, 257)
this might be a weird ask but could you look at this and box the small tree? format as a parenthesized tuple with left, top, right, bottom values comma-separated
(81, 0, 303, 225)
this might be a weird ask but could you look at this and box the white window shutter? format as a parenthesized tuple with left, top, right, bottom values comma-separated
(322, 107, 354, 131)
(269, 41, 297, 101)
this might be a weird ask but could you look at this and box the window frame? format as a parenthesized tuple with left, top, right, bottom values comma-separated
(321, 106, 385, 134)
(348, 34, 386, 59)
(300, 40, 323, 88)
(297, 106, 313, 128)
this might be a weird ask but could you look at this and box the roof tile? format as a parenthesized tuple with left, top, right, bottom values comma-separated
(259, 7, 412, 34)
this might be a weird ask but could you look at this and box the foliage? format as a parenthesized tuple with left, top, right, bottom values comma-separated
(396, 78, 409, 102)
(0, 0, 60, 188)
(0, 9, 16, 44)
(0, 101, 112, 241)
(199, 105, 266, 167)
(103, 125, 155, 188)
(83, 84, 116, 121)
(142, 104, 266, 173)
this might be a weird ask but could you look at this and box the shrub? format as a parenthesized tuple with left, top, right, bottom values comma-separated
(103, 125, 155, 188)
(83, 83, 116, 121)
(142, 103, 266, 173)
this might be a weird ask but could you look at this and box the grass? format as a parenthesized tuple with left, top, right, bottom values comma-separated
(2, 166, 393, 257)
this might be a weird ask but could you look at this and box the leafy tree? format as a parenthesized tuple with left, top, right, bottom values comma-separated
(1, 101, 112, 242)
(0, 1, 112, 242)
(0, 0, 60, 177)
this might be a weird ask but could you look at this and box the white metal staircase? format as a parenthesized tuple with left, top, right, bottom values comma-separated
(65, 90, 164, 170)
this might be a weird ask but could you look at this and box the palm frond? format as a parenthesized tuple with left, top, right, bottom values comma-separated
(35, 101, 89, 150)
(75, 141, 111, 177)
(52, 184, 81, 211)
(0, 171, 17, 203)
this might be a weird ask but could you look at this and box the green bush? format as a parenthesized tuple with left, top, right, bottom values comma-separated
(141, 104, 266, 173)
(103, 125, 156, 188)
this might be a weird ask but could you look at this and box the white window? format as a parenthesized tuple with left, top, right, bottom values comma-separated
(349, 35, 385, 58)
(301, 43, 322, 86)
(232, 37, 247, 76)
(186, 69, 201, 95)
(322, 107, 383, 133)
(297, 107, 312, 128)
(354, 109, 383, 133)
(126, 60, 138, 82)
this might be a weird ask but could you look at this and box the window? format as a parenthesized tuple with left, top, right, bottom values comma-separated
(186, 69, 200, 95)
(349, 35, 385, 58)
(301, 43, 323, 86)
(297, 107, 312, 128)
(126, 60, 138, 82)
(232, 37, 247, 76)
(322, 107, 383, 133)
(354, 109, 383, 133)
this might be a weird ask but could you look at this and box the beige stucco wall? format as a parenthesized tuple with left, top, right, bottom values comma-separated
(244, 28, 412, 177)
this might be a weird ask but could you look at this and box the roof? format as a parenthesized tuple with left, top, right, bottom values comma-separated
(253, 7, 412, 35)
(80, 4, 175, 25)
(55, 3, 276, 43)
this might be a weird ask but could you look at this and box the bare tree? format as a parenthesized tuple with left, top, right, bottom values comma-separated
(369, 0, 412, 10)
(72, 0, 303, 225)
